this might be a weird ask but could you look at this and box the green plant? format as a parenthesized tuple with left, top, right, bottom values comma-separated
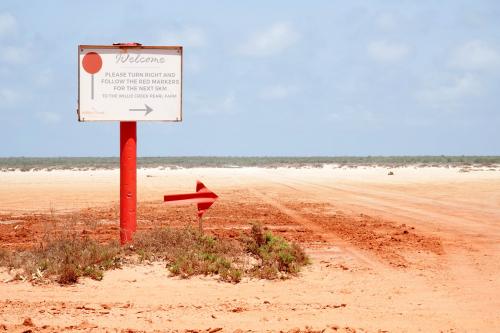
(245, 223, 310, 279)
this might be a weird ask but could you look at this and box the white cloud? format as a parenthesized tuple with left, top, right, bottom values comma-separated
(415, 74, 482, 109)
(239, 22, 299, 57)
(36, 111, 61, 124)
(0, 12, 17, 38)
(327, 104, 376, 123)
(0, 88, 20, 105)
(0, 45, 31, 64)
(367, 40, 409, 62)
(376, 13, 398, 30)
(158, 26, 206, 48)
(35, 68, 54, 86)
(194, 93, 236, 115)
(259, 85, 297, 100)
(184, 54, 203, 73)
(449, 40, 500, 71)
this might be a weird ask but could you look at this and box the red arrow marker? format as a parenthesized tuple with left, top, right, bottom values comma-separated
(164, 181, 218, 218)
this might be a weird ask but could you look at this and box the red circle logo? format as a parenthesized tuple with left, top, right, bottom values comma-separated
(82, 52, 102, 74)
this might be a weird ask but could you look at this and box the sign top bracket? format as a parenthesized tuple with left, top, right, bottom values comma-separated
(113, 42, 143, 48)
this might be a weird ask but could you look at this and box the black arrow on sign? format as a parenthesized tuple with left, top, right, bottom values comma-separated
(129, 104, 153, 116)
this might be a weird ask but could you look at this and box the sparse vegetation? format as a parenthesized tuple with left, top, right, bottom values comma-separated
(131, 227, 245, 283)
(0, 224, 309, 285)
(0, 155, 499, 171)
(0, 235, 122, 284)
(131, 224, 309, 282)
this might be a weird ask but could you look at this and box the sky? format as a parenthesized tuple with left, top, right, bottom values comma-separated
(0, 0, 499, 157)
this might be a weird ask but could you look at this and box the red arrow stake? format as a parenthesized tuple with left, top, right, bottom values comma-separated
(163, 181, 218, 218)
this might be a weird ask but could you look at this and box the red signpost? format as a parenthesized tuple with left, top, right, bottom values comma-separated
(78, 44, 183, 245)
(164, 181, 218, 232)
(120, 122, 137, 244)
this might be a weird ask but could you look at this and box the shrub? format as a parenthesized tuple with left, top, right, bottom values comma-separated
(246, 223, 309, 279)
(58, 264, 79, 284)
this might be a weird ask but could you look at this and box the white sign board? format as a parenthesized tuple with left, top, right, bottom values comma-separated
(78, 45, 182, 121)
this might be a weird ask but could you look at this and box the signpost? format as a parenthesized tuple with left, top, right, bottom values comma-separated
(78, 43, 183, 244)
(164, 181, 219, 233)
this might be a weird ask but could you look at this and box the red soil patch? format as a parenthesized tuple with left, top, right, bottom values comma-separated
(1, 198, 441, 269)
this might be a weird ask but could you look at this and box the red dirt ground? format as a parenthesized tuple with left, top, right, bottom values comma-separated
(0, 167, 499, 332)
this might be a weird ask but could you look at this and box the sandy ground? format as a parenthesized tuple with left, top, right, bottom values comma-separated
(0, 165, 499, 332)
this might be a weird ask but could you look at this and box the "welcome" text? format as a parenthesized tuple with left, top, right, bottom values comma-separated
(115, 54, 166, 64)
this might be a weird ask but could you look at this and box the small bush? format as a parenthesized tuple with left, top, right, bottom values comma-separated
(245, 223, 310, 279)
(0, 248, 10, 263)
(250, 223, 266, 247)
(58, 264, 79, 284)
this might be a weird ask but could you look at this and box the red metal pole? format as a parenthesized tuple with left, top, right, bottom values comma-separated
(120, 121, 137, 244)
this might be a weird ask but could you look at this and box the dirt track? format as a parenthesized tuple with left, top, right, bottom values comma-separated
(0, 166, 499, 332)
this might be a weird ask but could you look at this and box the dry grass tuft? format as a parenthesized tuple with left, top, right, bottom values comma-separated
(0, 235, 121, 284)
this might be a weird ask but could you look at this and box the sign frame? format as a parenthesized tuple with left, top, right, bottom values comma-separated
(77, 44, 183, 122)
